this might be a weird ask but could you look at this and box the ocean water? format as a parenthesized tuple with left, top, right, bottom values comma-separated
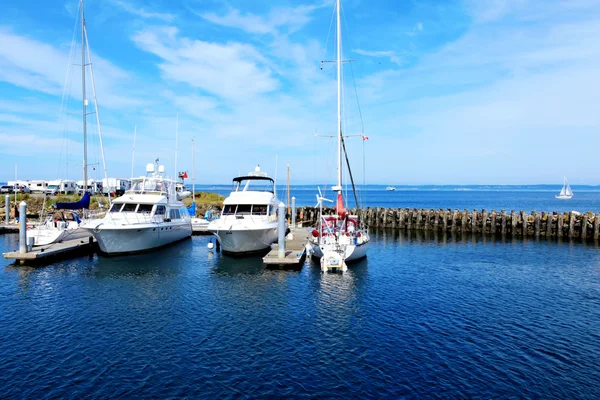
(1, 231, 600, 398)
(196, 185, 600, 213)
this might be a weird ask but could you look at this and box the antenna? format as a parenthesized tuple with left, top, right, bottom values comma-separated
(174, 114, 179, 176)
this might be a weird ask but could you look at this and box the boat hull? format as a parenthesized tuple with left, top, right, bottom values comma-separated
(82, 222, 192, 254)
(311, 240, 369, 263)
(209, 226, 278, 255)
(30, 225, 91, 246)
(555, 195, 573, 199)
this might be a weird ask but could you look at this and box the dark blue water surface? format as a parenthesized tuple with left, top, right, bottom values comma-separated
(2, 230, 600, 398)
(195, 185, 600, 213)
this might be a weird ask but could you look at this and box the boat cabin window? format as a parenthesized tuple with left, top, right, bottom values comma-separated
(110, 203, 122, 213)
(154, 205, 166, 216)
(221, 204, 269, 216)
(137, 204, 153, 213)
(169, 209, 181, 220)
(222, 205, 236, 215)
(232, 177, 274, 193)
(236, 205, 252, 215)
(252, 205, 268, 215)
(122, 204, 137, 212)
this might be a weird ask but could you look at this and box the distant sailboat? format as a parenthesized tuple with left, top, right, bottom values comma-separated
(555, 177, 573, 199)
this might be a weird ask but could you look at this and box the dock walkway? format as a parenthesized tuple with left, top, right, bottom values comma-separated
(3, 236, 97, 265)
(263, 228, 309, 266)
(0, 225, 19, 234)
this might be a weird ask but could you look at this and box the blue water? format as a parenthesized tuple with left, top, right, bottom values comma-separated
(2, 231, 600, 398)
(195, 185, 600, 213)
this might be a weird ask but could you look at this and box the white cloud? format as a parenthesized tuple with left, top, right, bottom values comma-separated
(0, 27, 146, 109)
(111, 0, 175, 22)
(132, 26, 278, 101)
(354, 49, 403, 66)
(197, 3, 328, 36)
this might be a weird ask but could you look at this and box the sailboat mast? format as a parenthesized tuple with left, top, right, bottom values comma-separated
(336, 0, 342, 193)
(81, 0, 88, 189)
(192, 137, 195, 202)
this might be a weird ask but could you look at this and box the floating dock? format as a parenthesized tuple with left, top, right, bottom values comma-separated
(3, 236, 97, 265)
(263, 228, 308, 266)
(0, 224, 19, 234)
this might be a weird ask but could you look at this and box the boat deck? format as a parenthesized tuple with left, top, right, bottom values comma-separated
(263, 228, 309, 266)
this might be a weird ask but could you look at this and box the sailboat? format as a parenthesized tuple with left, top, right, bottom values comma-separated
(29, 0, 108, 246)
(309, 0, 370, 272)
(555, 177, 573, 199)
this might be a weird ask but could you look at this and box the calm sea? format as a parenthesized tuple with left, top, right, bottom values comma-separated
(196, 184, 600, 213)
(1, 231, 600, 398)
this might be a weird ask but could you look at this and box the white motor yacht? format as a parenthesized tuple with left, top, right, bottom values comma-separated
(81, 161, 192, 254)
(208, 166, 282, 255)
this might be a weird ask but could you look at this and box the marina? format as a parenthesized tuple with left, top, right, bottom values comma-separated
(2, 0, 600, 397)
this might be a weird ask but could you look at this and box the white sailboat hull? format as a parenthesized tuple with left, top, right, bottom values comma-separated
(310, 240, 369, 262)
(82, 222, 191, 254)
(30, 226, 92, 246)
(209, 224, 278, 255)
(555, 195, 573, 199)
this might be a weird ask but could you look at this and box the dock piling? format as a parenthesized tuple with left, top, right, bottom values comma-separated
(278, 202, 285, 259)
(5, 195, 9, 225)
(19, 201, 27, 254)
(291, 197, 296, 229)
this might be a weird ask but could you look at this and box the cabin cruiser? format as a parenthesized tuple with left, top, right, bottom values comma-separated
(81, 161, 192, 254)
(208, 166, 282, 255)
(28, 192, 93, 246)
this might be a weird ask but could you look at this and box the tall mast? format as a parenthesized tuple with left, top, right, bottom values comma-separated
(192, 137, 195, 204)
(81, 0, 88, 189)
(336, 0, 342, 193)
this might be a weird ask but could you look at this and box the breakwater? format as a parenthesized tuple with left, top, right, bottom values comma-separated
(296, 207, 600, 241)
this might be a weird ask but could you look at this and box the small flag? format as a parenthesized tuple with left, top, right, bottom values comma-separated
(183, 171, 188, 178)
(362, 135, 369, 141)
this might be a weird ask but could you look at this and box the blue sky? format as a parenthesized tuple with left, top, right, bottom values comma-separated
(1, 0, 599, 185)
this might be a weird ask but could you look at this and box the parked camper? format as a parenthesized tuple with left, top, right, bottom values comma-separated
(28, 180, 48, 193)
(76, 179, 102, 195)
(8, 180, 31, 193)
(102, 178, 130, 196)
(47, 180, 77, 195)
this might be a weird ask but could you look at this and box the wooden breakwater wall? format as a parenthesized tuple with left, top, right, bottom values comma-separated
(295, 207, 600, 241)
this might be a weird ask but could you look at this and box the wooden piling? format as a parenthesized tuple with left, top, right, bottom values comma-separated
(490, 210, 497, 235)
(501, 210, 507, 236)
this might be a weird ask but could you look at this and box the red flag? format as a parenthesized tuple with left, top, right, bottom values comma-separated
(183, 172, 188, 178)
(362, 135, 369, 141)
(336, 193, 346, 217)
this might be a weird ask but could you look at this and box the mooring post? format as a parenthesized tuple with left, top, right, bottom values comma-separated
(399, 209, 405, 229)
(581, 213, 589, 240)
(472, 209, 478, 233)
(501, 210, 507, 236)
(547, 213, 554, 238)
(534, 212, 541, 237)
(4, 195, 9, 225)
(568, 212, 576, 239)
(521, 211, 528, 236)
(278, 202, 285, 259)
(291, 196, 296, 229)
(557, 213, 565, 238)
(462, 209, 468, 233)
(19, 201, 27, 254)
(481, 209, 488, 235)
(594, 214, 600, 240)
(511, 211, 518, 236)
(490, 210, 497, 235)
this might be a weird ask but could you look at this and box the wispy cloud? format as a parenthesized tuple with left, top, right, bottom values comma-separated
(132, 26, 278, 101)
(354, 49, 403, 66)
(111, 0, 175, 22)
(197, 3, 328, 36)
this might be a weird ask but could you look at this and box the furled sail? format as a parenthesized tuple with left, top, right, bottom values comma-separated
(55, 192, 91, 210)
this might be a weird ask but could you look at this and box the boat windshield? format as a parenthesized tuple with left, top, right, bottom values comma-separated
(232, 177, 274, 193)
(128, 178, 170, 194)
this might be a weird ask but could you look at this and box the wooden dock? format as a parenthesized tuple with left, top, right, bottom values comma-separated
(0, 224, 19, 234)
(2, 236, 97, 265)
(263, 229, 309, 266)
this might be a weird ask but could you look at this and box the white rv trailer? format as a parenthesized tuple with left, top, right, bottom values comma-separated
(47, 180, 77, 195)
